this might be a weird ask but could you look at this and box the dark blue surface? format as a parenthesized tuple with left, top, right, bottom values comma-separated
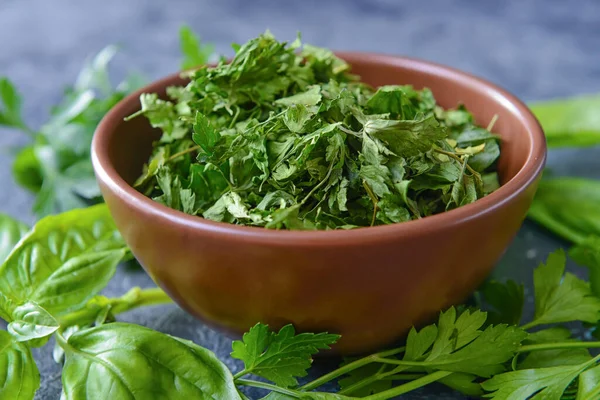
(1, 0, 600, 398)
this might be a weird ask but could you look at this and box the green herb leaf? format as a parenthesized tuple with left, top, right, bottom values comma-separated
(74, 45, 118, 95)
(438, 373, 483, 397)
(482, 355, 600, 400)
(569, 235, 600, 297)
(529, 178, 600, 244)
(0, 205, 127, 316)
(231, 323, 340, 387)
(530, 95, 600, 148)
(426, 323, 528, 377)
(179, 25, 214, 70)
(576, 364, 600, 400)
(364, 115, 447, 157)
(0, 330, 40, 400)
(0, 77, 29, 132)
(530, 249, 600, 327)
(403, 324, 438, 361)
(12, 146, 43, 194)
(192, 112, 220, 155)
(479, 279, 524, 325)
(0, 214, 28, 263)
(7, 301, 59, 344)
(60, 322, 242, 400)
(518, 328, 591, 369)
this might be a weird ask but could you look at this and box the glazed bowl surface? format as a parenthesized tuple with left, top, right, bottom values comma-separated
(92, 52, 546, 354)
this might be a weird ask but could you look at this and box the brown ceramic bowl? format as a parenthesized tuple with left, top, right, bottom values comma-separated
(92, 53, 546, 354)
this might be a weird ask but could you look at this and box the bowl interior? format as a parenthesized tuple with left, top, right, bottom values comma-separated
(104, 53, 538, 202)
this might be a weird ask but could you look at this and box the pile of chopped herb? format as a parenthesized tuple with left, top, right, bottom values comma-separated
(131, 32, 501, 229)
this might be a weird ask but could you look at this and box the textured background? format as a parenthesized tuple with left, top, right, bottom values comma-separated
(1, 0, 600, 398)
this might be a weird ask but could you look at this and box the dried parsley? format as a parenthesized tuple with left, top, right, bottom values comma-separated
(130, 32, 501, 229)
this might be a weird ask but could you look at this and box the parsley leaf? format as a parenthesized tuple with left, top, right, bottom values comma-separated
(179, 25, 214, 70)
(527, 249, 600, 328)
(482, 355, 600, 400)
(570, 235, 600, 297)
(231, 323, 340, 387)
(480, 279, 525, 325)
(0, 77, 30, 133)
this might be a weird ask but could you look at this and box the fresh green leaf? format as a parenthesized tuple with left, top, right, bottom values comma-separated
(0, 205, 127, 316)
(0, 214, 28, 263)
(179, 25, 214, 70)
(193, 112, 220, 155)
(0, 330, 40, 400)
(576, 364, 600, 400)
(482, 355, 600, 400)
(0, 77, 29, 131)
(479, 279, 524, 325)
(529, 178, 600, 244)
(60, 322, 242, 400)
(517, 328, 592, 370)
(275, 85, 322, 106)
(403, 324, 438, 361)
(366, 86, 404, 117)
(12, 146, 43, 193)
(530, 95, 600, 148)
(531, 249, 600, 326)
(7, 301, 59, 344)
(425, 323, 528, 377)
(74, 45, 118, 95)
(570, 236, 600, 297)
(231, 323, 340, 387)
(438, 373, 483, 397)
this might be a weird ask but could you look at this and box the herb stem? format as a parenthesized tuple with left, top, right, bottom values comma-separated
(363, 371, 452, 400)
(339, 365, 409, 396)
(362, 180, 378, 226)
(434, 148, 479, 176)
(235, 378, 301, 398)
(519, 341, 600, 353)
(519, 320, 540, 330)
(58, 287, 172, 328)
(167, 145, 201, 162)
(299, 347, 405, 391)
(486, 114, 499, 132)
(233, 369, 250, 380)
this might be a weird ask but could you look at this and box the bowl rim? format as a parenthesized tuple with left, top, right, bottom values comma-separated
(92, 52, 546, 247)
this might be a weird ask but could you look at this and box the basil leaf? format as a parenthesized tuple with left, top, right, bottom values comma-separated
(7, 301, 59, 344)
(530, 95, 600, 148)
(528, 178, 600, 244)
(0, 330, 40, 400)
(0, 214, 28, 263)
(60, 323, 242, 400)
(0, 205, 127, 315)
